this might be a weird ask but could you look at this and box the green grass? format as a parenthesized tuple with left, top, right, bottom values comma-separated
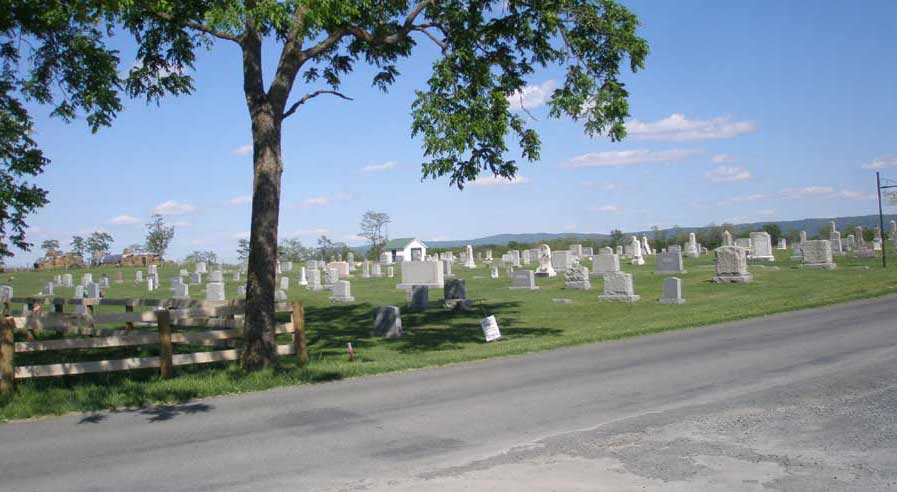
(1, 250, 896, 421)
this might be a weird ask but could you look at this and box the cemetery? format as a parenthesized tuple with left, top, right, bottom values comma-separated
(1, 236, 896, 420)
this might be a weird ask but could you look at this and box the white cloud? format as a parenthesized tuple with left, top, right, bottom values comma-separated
(361, 161, 399, 173)
(233, 231, 250, 240)
(862, 155, 897, 169)
(592, 205, 622, 213)
(706, 166, 752, 183)
(628, 114, 757, 142)
(719, 186, 875, 205)
(507, 80, 556, 111)
(228, 195, 252, 205)
(712, 153, 736, 163)
(469, 175, 531, 187)
(108, 215, 140, 225)
(563, 148, 702, 168)
(301, 193, 352, 208)
(152, 200, 197, 216)
(231, 144, 252, 156)
(582, 182, 623, 190)
(293, 228, 330, 236)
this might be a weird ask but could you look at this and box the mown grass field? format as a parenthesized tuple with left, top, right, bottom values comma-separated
(1, 249, 895, 421)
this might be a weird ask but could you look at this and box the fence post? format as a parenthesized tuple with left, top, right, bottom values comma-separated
(125, 302, 135, 330)
(291, 302, 308, 367)
(157, 310, 173, 379)
(1, 317, 14, 395)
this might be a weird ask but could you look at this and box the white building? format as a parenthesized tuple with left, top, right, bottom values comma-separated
(383, 238, 427, 262)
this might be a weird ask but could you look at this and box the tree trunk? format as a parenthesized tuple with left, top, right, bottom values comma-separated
(240, 101, 283, 370)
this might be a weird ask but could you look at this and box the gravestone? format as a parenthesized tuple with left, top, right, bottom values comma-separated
(115, 271, 123, 284)
(208, 271, 223, 282)
(491, 267, 499, 279)
(81, 273, 93, 286)
(408, 285, 429, 310)
(86, 282, 101, 298)
(510, 270, 539, 290)
(630, 236, 644, 265)
(485, 250, 493, 261)
(206, 282, 225, 302)
(443, 259, 454, 278)
(179, 269, 189, 277)
(569, 244, 584, 257)
(280, 276, 289, 290)
(371, 262, 382, 277)
(280, 261, 293, 273)
(0, 285, 12, 302)
(387, 266, 395, 278)
(655, 251, 686, 275)
(735, 238, 751, 250)
(361, 260, 371, 278)
(481, 315, 501, 342)
(327, 261, 350, 278)
(237, 285, 247, 297)
(443, 279, 471, 309)
(592, 248, 621, 277)
(598, 272, 640, 302)
(464, 245, 476, 268)
(397, 260, 444, 289)
(73, 285, 83, 298)
(713, 246, 753, 283)
(190, 273, 202, 285)
(521, 249, 531, 265)
(275, 290, 288, 302)
(640, 236, 652, 256)
(564, 264, 591, 290)
(552, 250, 575, 271)
(299, 267, 308, 286)
(660, 277, 685, 304)
(830, 231, 843, 255)
(685, 233, 699, 258)
(616, 245, 623, 256)
(174, 283, 189, 299)
(535, 244, 557, 277)
(61, 274, 73, 288)
(147, 277, 156, 292)
(99, 277, 110, 289)
(149, 264, 158, 276)
(801, 240, 836, 269)
(372, 306, 403, 338)
(233, 271, 241, 282)
(380, 252, 393, 265)
(776, 238, 787, 250)
(510, 250, 521, 267)
(43, 282, 54, 296)
(195, 261, 207, 274)
(855, 226, 865, 248)
(749, 232, 775, 261)
(846, 234, 856, 252)
(329, 281, 355, 302)
(722, 230, 733, 246)
(347, 252, 355, 272)
(307, 269, 322, 291)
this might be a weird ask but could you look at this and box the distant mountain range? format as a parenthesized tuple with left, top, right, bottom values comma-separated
(417, 214, 897, 249)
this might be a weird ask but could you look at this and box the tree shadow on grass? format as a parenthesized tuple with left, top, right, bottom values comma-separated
(304, 299, 562, 355)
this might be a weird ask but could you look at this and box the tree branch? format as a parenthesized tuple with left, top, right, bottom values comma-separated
(282, 90, 353, 119)
(151, 11, 242, 44)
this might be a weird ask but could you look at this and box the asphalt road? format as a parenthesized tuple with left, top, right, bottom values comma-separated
(2, 296, 897, 491)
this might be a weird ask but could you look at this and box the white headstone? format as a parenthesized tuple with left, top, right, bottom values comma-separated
(329, 280, 355, 302)
(397, 261, 444, 288)
(464, 245, 476, 269)
(535, 244, 557, 277)
(598, 272, 639, 302)
(660, 277, 685, 304)
(206, 282, 225, 301)
(481, 315, 501, 342)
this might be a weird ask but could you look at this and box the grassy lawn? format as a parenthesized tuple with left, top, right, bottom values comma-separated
(1, 250, 896, 421)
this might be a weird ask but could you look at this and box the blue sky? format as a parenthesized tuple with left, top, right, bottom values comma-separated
(12, 0, 897, 265)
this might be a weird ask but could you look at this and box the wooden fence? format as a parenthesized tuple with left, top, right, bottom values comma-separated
(0, 297, 308, 395)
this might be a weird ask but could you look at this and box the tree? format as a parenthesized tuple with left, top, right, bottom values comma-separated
(70, 236, 86, 258)
(317, 235, 336, 261)
(359, 211, 391, 258)
(0, 4, 122, 258)
(610, 229, 624, 247)
(278, 238, 309, 262)
(145, 214, 175, 257)
(11, 1, 647, 368)
(40, 239, 60, 256)
(762, 224, 782, 243)
(86, 232, 114, 262)
(236, 238, 250, 262)
(185, 250, 217, 265)
(126, 243, 145, 254)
